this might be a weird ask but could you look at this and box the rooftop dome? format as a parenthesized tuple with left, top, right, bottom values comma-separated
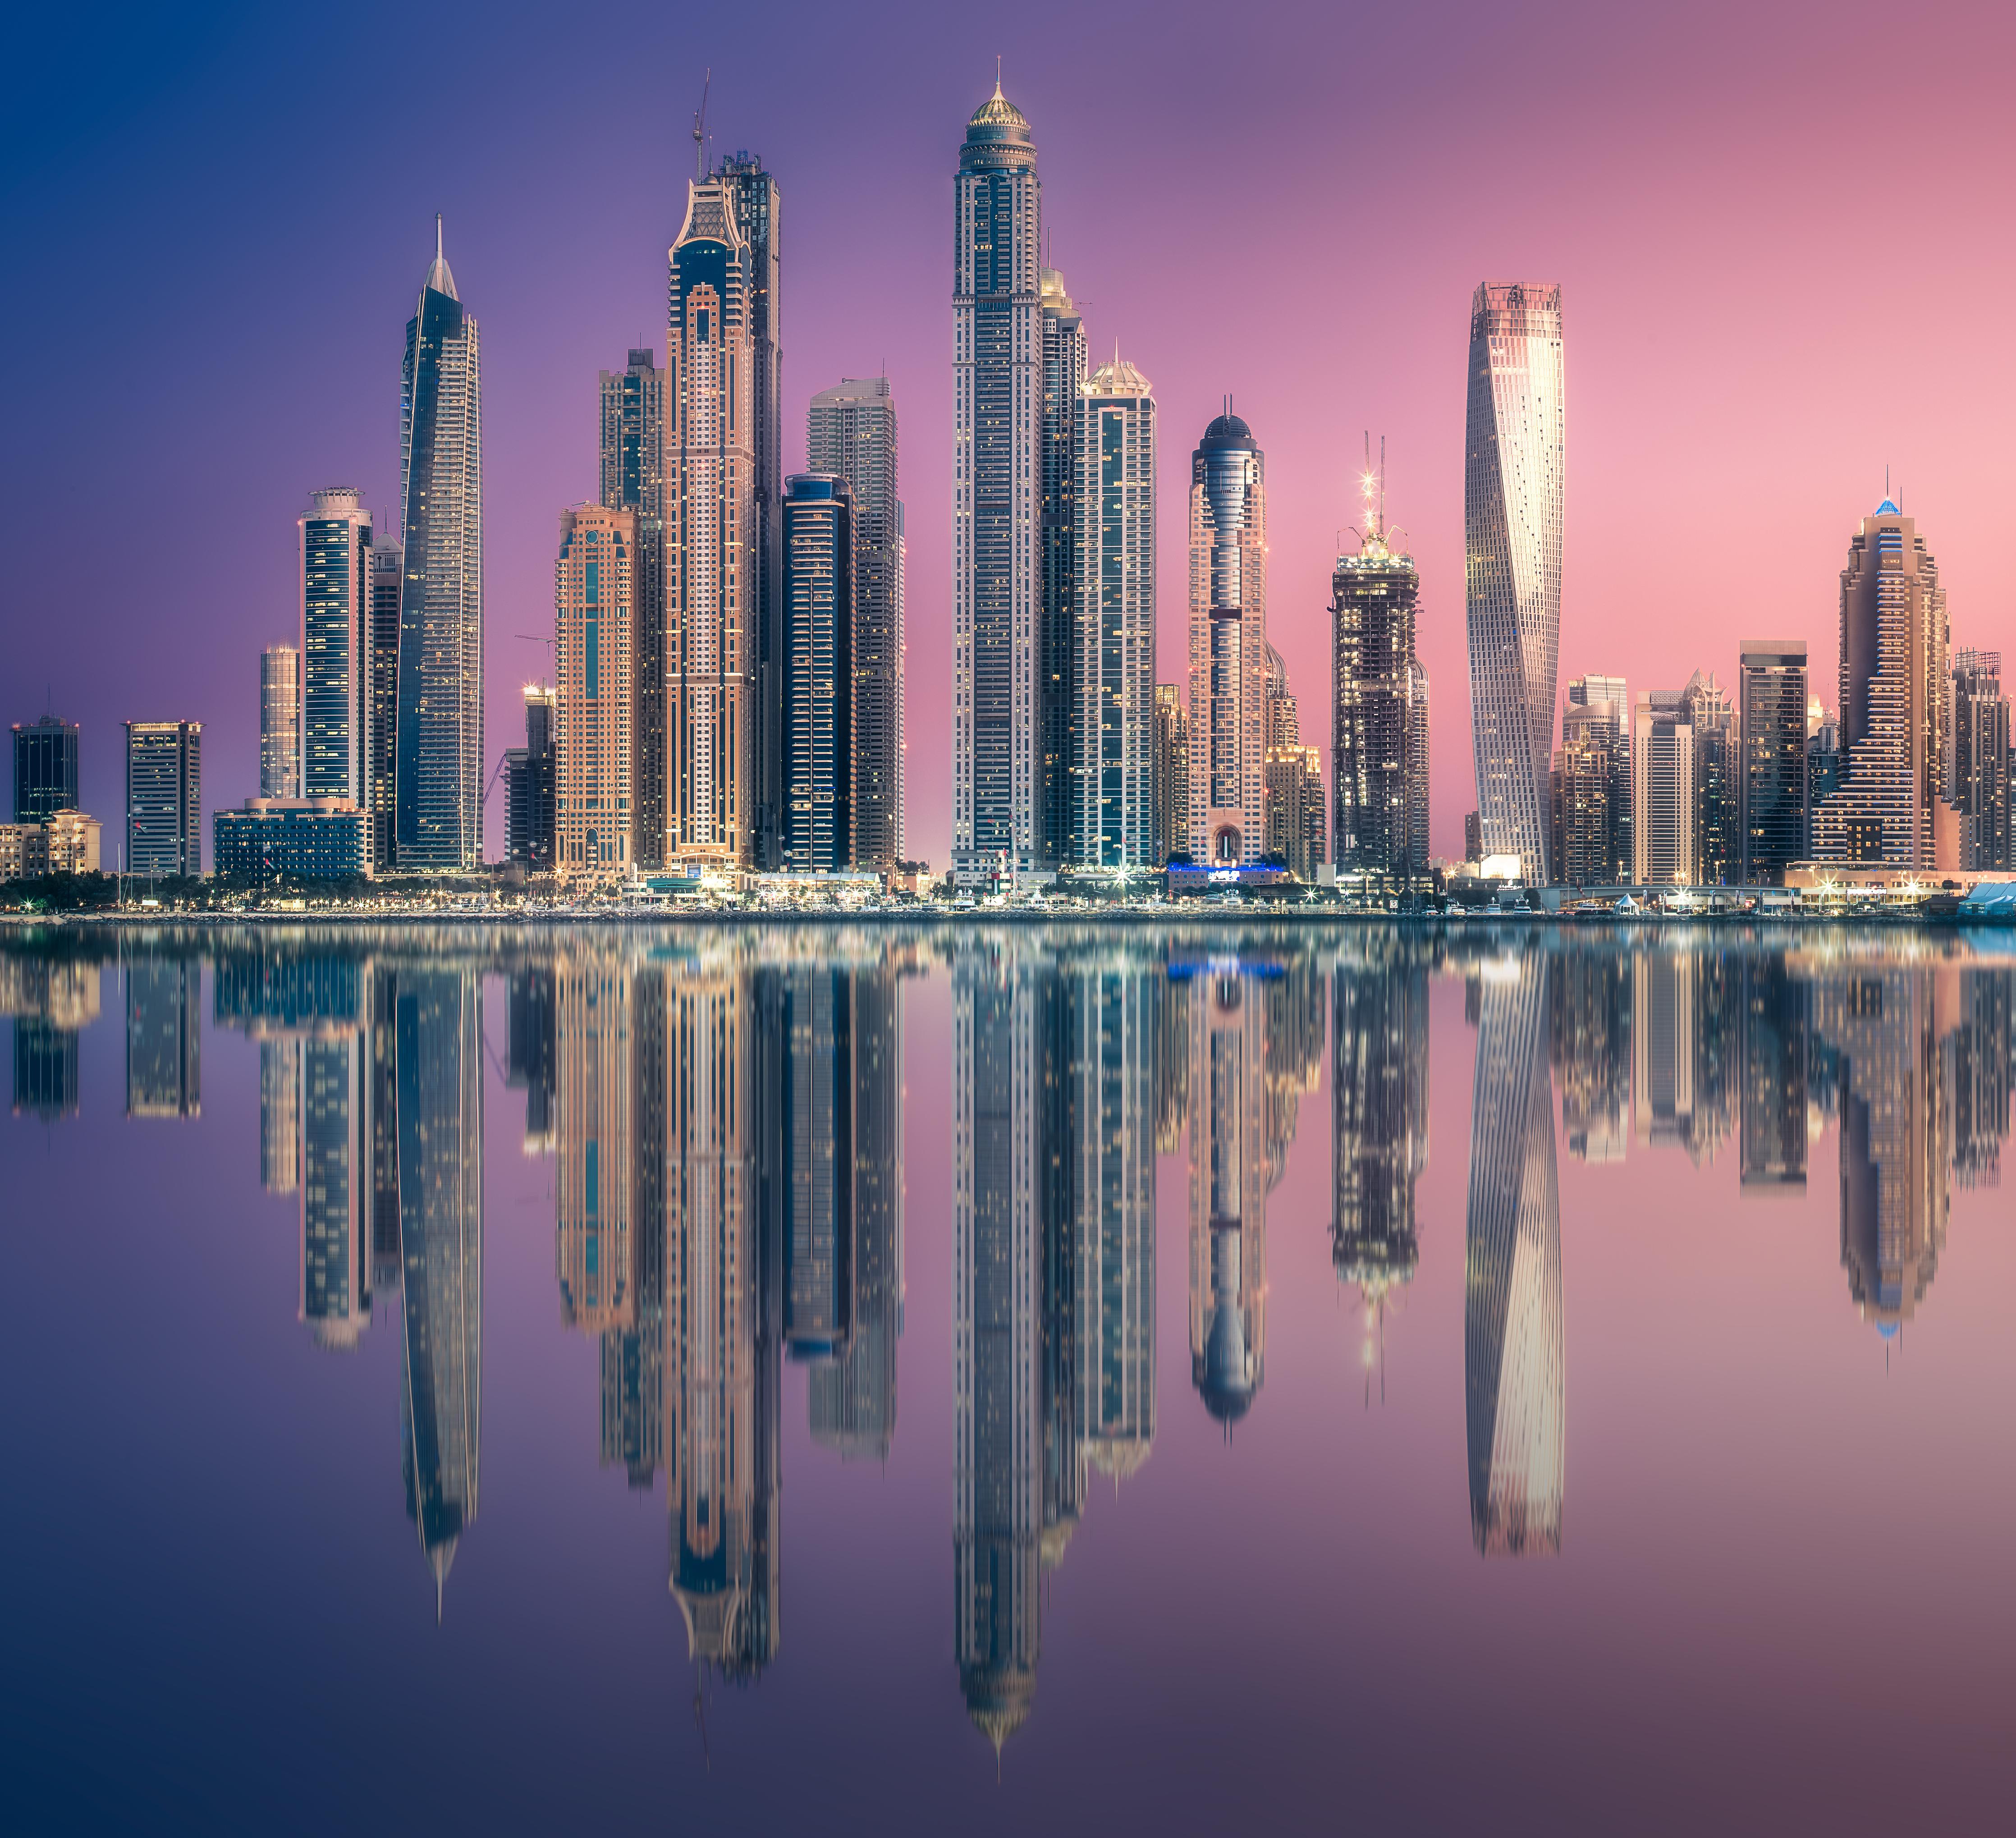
(1200, 411, 1255, 451)
(968, 79, 1029, 131)
(1086, 353, 1152, 397)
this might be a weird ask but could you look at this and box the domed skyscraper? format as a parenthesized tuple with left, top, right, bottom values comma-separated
(952, 80, 1046, 889)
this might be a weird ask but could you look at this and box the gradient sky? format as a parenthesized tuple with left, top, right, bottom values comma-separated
(5, 0, 2015, 861)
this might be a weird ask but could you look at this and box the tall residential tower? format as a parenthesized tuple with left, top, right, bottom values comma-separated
(952, 83, 1042, 886)
(1464, 284, 1563, 885)
(394, 220, 483, 870)
(1187, 412, 1269, 866)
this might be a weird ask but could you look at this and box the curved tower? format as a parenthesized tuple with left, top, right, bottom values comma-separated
(395, 220, 484, 870)
(1464, 283, 1562, 885)
(953, 83, 1042, 887)
(1187, 413, 1269, 866)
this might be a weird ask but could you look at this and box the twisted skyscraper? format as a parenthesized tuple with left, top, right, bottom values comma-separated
(1464, 284, 1562, 885)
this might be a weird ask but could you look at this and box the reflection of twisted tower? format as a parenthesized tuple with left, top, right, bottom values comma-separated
(953, 942, 1042, 1751)
(1807, 965, 1952, 1336)
(1187, 966, 1273, 1427)
(664, 955, 774, 1678)
(1464, 954, 1562, 1556)
(393, 967, 484, 1606)
(1333, 948, 1430, 1372)
(1071, 958, 1157, 1485)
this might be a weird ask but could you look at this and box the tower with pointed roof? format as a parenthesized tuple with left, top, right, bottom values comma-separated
(394, 218, 484, 869)
(1810, 498, 1957, 869)
(953, 80, 1043, 886)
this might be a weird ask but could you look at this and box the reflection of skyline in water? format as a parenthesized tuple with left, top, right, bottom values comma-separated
(6, 921, 2012, 1758)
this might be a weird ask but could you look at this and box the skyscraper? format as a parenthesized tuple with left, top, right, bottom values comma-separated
(1950, 649, 2010, 870)
(1738, 640, 1809, 885)
(504, 683, 556, 871)
(953, 83, 1042, 888)
(779, 474, 857, 872)
(554, 504, 634, 882)
(1464, 951, 1562, 1556)
(716, 154, 783, 870)
(260, 646, 300, 799)
(1331, 459, 1425, 888)
(1039, 269, 1086, 871)
(394, 220, 483, 871)
(125, 720, 201, 876)
(1566, 674, 1630, 881)
(1682, 669, 1736, 884)
(299, 487, 373, 816)
(367, 543, 401, 871)
(808, 377, 904, 871)
(1264, 744, 1325, 879)
(1464, 283, 1564, 885)
(667, 171, 758, 867)
(1187, 412, 1269, 867)
(1632, 694, 1695, 885)
(1811, 500, 1954, 868)
(13, 714, 79, 823)
(599, 349, 666, 866)
(1071, 354, 1156, 867)
(1152, 684, 1189, 865)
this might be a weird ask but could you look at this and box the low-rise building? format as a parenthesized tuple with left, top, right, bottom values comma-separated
(213, 799, 369, 880)
(0, 811, 102, 880)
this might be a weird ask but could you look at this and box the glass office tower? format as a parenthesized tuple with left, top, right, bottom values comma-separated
(299, 488, 372, 809)
(599, 350, 666, 866)
(779, 474, 857, 873)
(395, 219, 483, 870)
(1464, 283, 1564, 885)
(1738, 639, 1809, 884)
(13, 715, 79, 823)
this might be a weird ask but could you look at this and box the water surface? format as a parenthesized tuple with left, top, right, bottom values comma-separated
(4, 921, 2011, 1835)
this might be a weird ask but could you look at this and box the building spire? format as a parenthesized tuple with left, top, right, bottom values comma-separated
(994, 54, 1003, 98)
(435, 212, 443, 264)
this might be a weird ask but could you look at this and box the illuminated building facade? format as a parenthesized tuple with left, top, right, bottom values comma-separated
(953, 84, 1043, 886)
(779, 474, 857, 872)
(1950, 648, 2010, 870)
(1040, 269, 1086, 871)
(599, 350, 666, 865)
(1187, 413, 1269, 866)
(261, 646, 300, 800)
(555, 954, 632, 1334)
(667, 174, 758, 867)
(1739, 641, 1809, 884)
(554, 504, 634, 882)
(1153, 684, 1189, 865)
(1464, 283, 1563, 884)
(1071, 355, 1157, 867)
(1810, 501, 1953, 868)
(394, 221, 484, 870)
(299, 488, 373, 819)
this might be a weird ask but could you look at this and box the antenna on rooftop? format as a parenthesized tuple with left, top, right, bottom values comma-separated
(693, 69, 711, 181)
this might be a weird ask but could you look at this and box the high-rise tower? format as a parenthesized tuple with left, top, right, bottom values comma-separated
(1951, 649, 2010, 870)
(1811, 500, 1955, 868)
(394, 220, 483, 870)
(12, 715, 79, 824)
(1332, 448, 1425, 887)
(1738, 640, 1809, 885)
(779, 473, 857, 872)
(953, 82, 1042, 887)
(1187, 412, 1269, 866)
(808, 377, 905, 871)
(716, 154, 783, 869)
(1464, 283, 1563, 885)
(667, 172, 758, 866)
(260, 647, 300, 799)
(553, 505, 634, 882)
(600, 350, 666, 866)
(1072, 354, 1156, 867)
(299, 487, 373, 813)
(1040, 269, 1086, 870)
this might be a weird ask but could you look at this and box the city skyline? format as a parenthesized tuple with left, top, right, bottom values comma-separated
(10, 9, 2016, 872)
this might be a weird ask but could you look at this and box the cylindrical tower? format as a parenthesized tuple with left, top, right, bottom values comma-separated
(1186, 413, 1268, 866)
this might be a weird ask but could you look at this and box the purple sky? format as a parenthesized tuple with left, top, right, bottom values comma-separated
(5, 0, 2015, 860)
